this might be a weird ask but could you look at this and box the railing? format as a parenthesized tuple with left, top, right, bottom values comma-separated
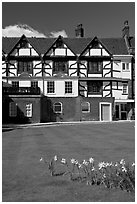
(2, 87, 41, 95)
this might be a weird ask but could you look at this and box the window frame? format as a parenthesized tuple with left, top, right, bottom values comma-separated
(9, 102, 17, 117)
(122, 63, 129, 72)
(31, 81, 38, 88)
(88, 61, 103, 74)
(18, 61, 33, 74)
(81, 102, 90, 113)
(122, 83, 128, 95)
(47, 81, 55, 94)
(65, 81, 73, 94)
(53, 102, 62, 113)
(87, 81, 103, 95)
(53, 60, 68, 74)
(12, 81, 19, 88)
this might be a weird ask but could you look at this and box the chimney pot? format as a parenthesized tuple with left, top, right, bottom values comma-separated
(75, 24, 84, 38)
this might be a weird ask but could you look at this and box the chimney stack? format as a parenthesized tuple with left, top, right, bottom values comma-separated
(122, 20, 130, 38)
(75, 24, 84, 37)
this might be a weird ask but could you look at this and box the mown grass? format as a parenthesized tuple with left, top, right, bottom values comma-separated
(2, 122, 135, 202)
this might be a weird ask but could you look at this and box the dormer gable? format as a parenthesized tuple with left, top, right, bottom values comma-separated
(44, 35, 76, 57)
(80, 37, 112, 57)
(8, 34, 40, 57)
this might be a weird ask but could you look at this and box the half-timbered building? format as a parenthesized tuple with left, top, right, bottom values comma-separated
(2, 22, 135, 123)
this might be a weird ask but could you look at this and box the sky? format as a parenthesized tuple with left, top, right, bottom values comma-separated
(2, 2, 135, 38)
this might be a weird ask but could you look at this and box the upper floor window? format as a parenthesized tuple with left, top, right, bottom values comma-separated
(122, 83, 128, 94)
(65, 81, 72, 94)
(53, 102, 62, 113)
(47, 81, 55, 94)
(81, 102, 90, 113)
(122, 63, 129, 71)
(18, 61, 33, 74)
(53, 61, 68, 74)
(12, 81, 19, 88)
(31, 81, 38, 88)
(9, 102, 17, 117)
(88, 81, 102, 94)
(88, 61, 102, 74)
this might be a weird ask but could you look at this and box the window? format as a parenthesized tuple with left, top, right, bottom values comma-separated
(121, 104, 127, 111)
(20, 39, 28, 48)
(26, 103, 32, 117)
(122, 63, 129, 71)
(18, 61, 33, 74)
(122, 83, 128, 94)
(53, 61, 68, 74)
(47, 81, 55, 94)
(88, 61, 102, 73)
(88, 81, 102, 94)
(54, 102, 62, 113)
(12, 81, 19, 87)
(31, 81, 38, 88)
(9, 102, 17, 117)
(65, 81, 72, 94)
(82, 102, 90, 113)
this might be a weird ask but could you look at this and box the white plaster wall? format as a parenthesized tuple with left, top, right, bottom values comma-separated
(44, 79, 78, 97)
(102, 49, 109, 56)
(90, 49, 101, 56)
(113, 61, 121, 78)
(33, 69, 42, 77)
(67, 49, 75, 56)
(38, 80, 43, 93)
(79, 70, 87, 77)
(55, 48, 66, 56)
(19, 80, 31, 87)
(88, 74, 102, 77)
(69, 69, 77, 76)
(69, 61, 77, 67)
(31, 49, 39, 56)
(19, 49, 30, 56)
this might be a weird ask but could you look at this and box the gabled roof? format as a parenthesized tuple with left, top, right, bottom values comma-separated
(2, 35, 131, 56)
(100, 38, 129, 55)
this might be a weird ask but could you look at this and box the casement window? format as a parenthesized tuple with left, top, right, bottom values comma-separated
(53, 61, 68, 74)
(88, 61, 102, 73)
(31, 81, 38, 88)
(47, 81, 55, 94)
(26, 103, 32, 117)
(88, 81, 102, 94)
(122, 63, 129, 71)
(12, 81, 19, 87)
(81, 102, 90, 113)
(9, 102, 17, 117)
(54, 102, 62, 113)
(122, 83, 128, 94)
(65, 81, 72, 94)
(18, 61, 33, 74)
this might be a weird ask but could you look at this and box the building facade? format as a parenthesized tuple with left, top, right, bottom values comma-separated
(2, 22, 135, 124)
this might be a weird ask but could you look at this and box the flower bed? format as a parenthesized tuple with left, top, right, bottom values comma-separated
(40, 156, 135, 193)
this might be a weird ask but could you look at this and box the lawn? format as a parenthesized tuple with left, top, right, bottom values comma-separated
(2, 121, 135, 202)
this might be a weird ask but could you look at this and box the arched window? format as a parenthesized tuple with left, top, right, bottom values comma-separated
(81, 102, 90, 113)
(54, 102, 62, 113)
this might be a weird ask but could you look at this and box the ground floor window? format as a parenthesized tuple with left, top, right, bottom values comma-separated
(81, 102, 90, 113)
(65, 81, 72, 94)
(53, 102, 62, 113)
(12, 81, 19, 87)
(26, 103, 32, 117)
(47, 81, 55, 94)
(31, 81, 38, 88)
(9, 102, 17, 117)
